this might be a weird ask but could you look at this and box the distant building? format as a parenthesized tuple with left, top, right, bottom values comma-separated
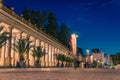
(92, 52, 104, 64)
(85, 55, 93, 63)
(104, 54, 111, 64)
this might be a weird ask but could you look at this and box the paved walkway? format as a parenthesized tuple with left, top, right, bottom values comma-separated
(0, 68, 119, 80)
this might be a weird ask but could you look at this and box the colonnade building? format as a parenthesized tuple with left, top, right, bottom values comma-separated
(0, 3, 71, 67)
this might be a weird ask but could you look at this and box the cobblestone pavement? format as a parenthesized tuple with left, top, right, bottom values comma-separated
(0, 68, 119, 80)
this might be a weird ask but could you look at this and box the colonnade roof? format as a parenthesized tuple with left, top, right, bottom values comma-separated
(0, 3, 70, 53)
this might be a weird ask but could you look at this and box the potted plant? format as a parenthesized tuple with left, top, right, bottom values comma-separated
(32, 46, 46, 68)
(13, 36, 32, 68)
(0, 26, 10, 48)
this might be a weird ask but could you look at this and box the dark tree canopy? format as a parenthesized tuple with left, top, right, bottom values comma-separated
(46, 11, 59, 38)
(112, 52, 120, 65)
(58, 23, 70, 47)
(22, 8, 47, 30)
(77, 47, 84, 56)
(92, 48, 100, 53)
(22, 8, 71, 49)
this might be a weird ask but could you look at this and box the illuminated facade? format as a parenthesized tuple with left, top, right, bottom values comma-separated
(0, 4, 70, 67)
(92, 52, 104, 64)
(70, 34, 77, 57)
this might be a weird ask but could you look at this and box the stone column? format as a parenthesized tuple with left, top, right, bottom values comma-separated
(39, 40, 42, 67)
(11, 36, 16, 67)
(1, 43, 6, 66)
(54, 48, 57, 67)
(43, 42, 46, 67)
(51, 46, 55, 67)
(12, 29, 21, 67)
(29, 36, 35, 67)
(45, 43, 49, 67)
(20, 31, 23, 39)
(26, 34, 31, 67)
(40, 41, 46, 67)
(6, 27, 12, 67)
(0, 26, 13, 67)
(49, 45, 52, 67)
(47, 45, 50, 67)
(56, 48, 59, 67)
(4, 37, 8, 67)
(53, 47, 56, 67)
(40, 41, 44, 67)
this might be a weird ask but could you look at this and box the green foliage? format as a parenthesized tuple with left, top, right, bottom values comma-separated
(32, 46, 46, 62)
(54, 53, 73, 63)
(65, 56, 73, 63)
(92, 48, 100, 53)
(22, 8, 36, 25)
(46, 12, 59, 38)
(112, 52, 120, 65)
(93, 60, 98, 68)
(36, 11, 47, 29)
(54, 54, 63, 62)
(22, 8, 70, 48)
(0, 26, 10, 48)
(98, 62, 103, 68)
(77, 47, 84, 56)
(58, 23, 70, 47)
(13, 37, 32, 61)
(22, 8, 47, 29)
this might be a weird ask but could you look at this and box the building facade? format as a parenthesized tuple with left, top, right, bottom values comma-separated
(0, 3, 70, 67)
(92, 52, 104, 64)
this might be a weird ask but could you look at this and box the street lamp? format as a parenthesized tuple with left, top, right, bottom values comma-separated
(86, 49, 90, 56)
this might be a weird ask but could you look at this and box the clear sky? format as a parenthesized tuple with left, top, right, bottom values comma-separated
(4, 0, 120, 54)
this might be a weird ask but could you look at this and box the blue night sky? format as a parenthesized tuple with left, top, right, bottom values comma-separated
(4, 0, 120, 54)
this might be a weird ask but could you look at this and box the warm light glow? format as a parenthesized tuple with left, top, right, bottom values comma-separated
(70, 33, 78, 55)
(86, 49, 90, 55)
(76, 35, 78, 38)
(71, 33, 78, 38)
(86, 49, 89, 53)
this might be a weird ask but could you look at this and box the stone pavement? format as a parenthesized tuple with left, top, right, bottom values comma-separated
(0, 68, 119, 80)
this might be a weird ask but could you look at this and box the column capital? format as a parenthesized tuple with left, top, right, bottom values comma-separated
(8, 26, 14, 30)
(0, 3, 3, 8)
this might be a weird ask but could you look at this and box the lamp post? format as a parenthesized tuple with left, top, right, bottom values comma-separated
(86, 49, 90, 63)
(86, 49, 90, 56)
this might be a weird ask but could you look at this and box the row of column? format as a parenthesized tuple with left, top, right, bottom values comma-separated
(0, 24, 66, 67)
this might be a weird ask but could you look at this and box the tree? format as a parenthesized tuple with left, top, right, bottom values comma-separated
(58, 23, 70, 47)
(77, 47, 84, 56)
(0, 26, 9, 48)
(22, 8, 36, 25)
(46, 12, 59, 38)
(112, 52, 120, 65)
(92, 48, 100, 53)
(36, 11, 47, 29)
(32, 46, 46, 67)
(93, 60, 98, 68)
(54, 53, 65, 67)
(13, 37, 32, 68)
(54, 53, 74, 67)
(22, 8, 47, 30)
